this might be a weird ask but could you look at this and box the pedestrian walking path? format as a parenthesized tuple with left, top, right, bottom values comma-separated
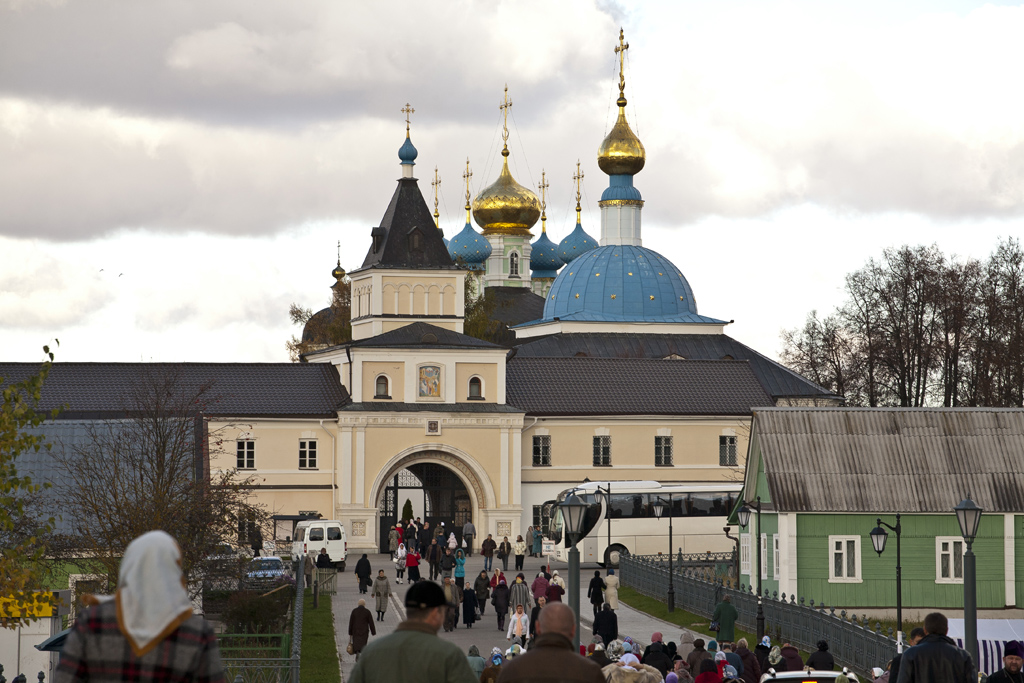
(330, 549, 709, 680)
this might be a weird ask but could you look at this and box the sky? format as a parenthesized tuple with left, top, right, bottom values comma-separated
(2, 0, 1023, 363)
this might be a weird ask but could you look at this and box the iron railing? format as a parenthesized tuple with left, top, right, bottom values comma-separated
(620, 554, 897, 678)
(223, 562, 303, 683)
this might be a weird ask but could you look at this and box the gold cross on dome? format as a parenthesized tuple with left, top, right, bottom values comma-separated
(614, 29, 629, 96)
(573, 161, 584, 221)
(401, 103, 415, 134)
(431, 166, 441, 228)
(463, 158, 473, 206)
(538, 170, 549, 230)
(499, 85, 513, 146)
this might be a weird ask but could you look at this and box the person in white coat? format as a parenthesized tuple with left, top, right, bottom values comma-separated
(605, 568, 620, 610)
(506, 603, 530, 643)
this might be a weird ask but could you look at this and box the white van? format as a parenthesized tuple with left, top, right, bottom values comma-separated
(292, 520, 347, 571)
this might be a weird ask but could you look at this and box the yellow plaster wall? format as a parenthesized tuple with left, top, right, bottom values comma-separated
(519, 421, 749, 483)
(362, 361, 405, 400)
(455, 362, 498, 403)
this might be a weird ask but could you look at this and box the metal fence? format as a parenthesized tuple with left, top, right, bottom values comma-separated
(315, 569, 336, 596)
(223, 564, 303, 683)
(621, 554, 898, 678)
(0, 664, 46, 682)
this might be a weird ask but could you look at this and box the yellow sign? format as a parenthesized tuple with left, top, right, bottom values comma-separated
(0, 591, 61, 618)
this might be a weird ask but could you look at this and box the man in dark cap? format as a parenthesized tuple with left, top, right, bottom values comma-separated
(988, 641, 1024, 683)
(348, 581, 478, 683)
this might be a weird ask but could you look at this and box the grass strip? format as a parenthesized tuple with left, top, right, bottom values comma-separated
(300, 590, 341, 683)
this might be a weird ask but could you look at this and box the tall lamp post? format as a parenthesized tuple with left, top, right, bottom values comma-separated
(653, 494, 676, 612)
(737, 497, 765, 641)
(955, 495, 983, 668)
(559, 493, 588, 649)
(870, 514, 903, 651)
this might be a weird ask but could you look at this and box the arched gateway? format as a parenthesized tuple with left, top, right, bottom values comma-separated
(376, 451, 485, 550)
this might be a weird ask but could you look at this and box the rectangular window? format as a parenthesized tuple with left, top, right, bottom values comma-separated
(760, 534, 768, 580)
(237, 440, 254, 469)
(655, 436, 674, 466)
(773, 534, 781, 579)
(237, 509, 256, 544)
(936, 537, 965, 583)
(740, 533, 751, 576)
(719, 435, 737, 466)
(828, 535, 862, 582)
(299, 440, 317, 469)
(532, 435, 551, 466)
(593, 435, 611, 466)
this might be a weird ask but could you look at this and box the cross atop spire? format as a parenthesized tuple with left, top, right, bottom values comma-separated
(614, 29, 629, 104)
(463, 158, 473, 222)
(538, 170, 549, 231)
(499, 85, 513, 156)
(337, 239, 341, 265)
(431, 166, 441, 229)
(573, 161, 584, 223)
(401, 103, 415, 137)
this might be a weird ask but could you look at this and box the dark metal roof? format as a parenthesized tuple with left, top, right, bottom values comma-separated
(0, 363, 349, 418)
(753, 407, 1024, 513)
(506, 357, 774, 416)
(341, 402, 523, 413)
(358, 177, 460, 271)
(512, 332, 839, 400)
(307, 322, 503, 357)
(485, 287, 546, 327)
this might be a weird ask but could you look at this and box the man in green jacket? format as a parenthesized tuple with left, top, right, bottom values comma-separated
(349, 581, 479, 683)
(712, 594, 739, 645)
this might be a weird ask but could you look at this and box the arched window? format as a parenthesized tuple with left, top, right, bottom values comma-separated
(375, 375, 390, 398)
(509, 252, 520, 277)
(468, 376, 483, 399)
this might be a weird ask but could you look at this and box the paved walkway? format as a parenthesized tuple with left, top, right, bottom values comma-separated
(330, 551, 710, 681)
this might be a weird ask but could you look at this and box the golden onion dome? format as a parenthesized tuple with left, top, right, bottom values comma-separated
(472, 150, 541, 236)
(598, 98, 646, 176)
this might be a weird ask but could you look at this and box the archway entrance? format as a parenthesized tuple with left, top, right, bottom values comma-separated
(378, 462, 472, 550)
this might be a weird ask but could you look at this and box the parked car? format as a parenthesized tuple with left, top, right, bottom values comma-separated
(291, 520, 347, 571)
(243, 556, 289, 590)
(761, 669, 859, 683)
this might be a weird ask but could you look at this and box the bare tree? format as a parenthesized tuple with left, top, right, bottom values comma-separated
(55, 367, 266, 596)
(287, 274, 352, 361)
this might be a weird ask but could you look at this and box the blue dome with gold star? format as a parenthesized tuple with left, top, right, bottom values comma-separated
(530, 230, 563, 279)
(448, 221, 491, 270)
(541, 245, 725, 323)
(557, 221, 598, 264)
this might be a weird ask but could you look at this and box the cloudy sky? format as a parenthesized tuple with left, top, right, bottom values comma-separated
(2, 0, 1023, 363)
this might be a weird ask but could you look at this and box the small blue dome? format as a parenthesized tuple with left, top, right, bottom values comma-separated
(530, 231, 563, 279)
(398, 136, 418, 165)
(541, 245, 726, 324)
(447, 221, 491, 270)
(600, 174, 643, 202)
(557, 221, 598, 264)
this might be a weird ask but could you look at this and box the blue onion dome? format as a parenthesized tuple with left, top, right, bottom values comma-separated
(557, 220, 598, 264)
(398, 135, 418, 165)
(447, 220, 491, 270)
(530, 229, 563, 279)
(541, 245, 727, 324)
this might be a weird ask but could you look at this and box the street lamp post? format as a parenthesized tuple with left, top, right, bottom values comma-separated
(955, 495, 983, 668)
(653, 494, 676, 612)
(870, 514, 903, 652)
(559, 493, 589, 649)
(737, 496, 765, 641)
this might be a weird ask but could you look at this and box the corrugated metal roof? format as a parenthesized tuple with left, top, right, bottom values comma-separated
(0, 362, 349, 417)
(512, 333, 839, 400)
(507, 357, 774, 416)
(753, 407, 1024, 513)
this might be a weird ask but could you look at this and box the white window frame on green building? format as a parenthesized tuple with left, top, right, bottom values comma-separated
(828, 534, 862, 583)
(935, 536, 965, 584)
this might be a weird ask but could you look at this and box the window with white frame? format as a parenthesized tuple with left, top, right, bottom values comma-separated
(936, 537, 965, 583)
(468, 376, 483, 399)
(237, 440, 254, 469)
(719, 435, 737, 466)
(655, 436, 673, 466)
(740, 534, 751, 576)
(593, 435, 611, 466)
(375, 375, 390, 398)
(532, 435, 551, 466)
(299, 439, 317, 469)
(828, 535, 862, 582)
(761, 534, 768, 580)
(509, 252, 520, 277)
(773, 534, 781, 579)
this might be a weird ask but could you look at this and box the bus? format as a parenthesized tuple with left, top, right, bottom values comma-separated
(546, 480, 742, 566)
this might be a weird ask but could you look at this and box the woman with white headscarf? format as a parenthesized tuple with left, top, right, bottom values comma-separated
(55, 530, 225, 682)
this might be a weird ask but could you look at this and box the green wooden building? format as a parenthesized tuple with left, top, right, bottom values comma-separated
(738, 407, 1024, 611)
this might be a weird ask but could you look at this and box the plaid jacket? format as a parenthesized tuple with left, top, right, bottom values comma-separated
(55, 600, 226, 682)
